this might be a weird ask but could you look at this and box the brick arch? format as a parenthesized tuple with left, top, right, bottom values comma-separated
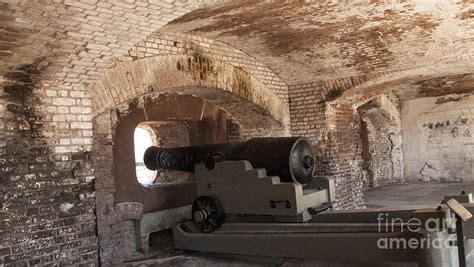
(132, 87, 288, 137)
(111, 92, 270, 213)
(127, 32, 290, 102)
(89, 31, 292, 128)
(90, 57, 290, 263)
(312, 63, 473, 209)
(326, 63, 474, 108)
(90, 54, 291, 135)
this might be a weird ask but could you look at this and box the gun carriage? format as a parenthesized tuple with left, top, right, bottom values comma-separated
(144, 137, 474, 266)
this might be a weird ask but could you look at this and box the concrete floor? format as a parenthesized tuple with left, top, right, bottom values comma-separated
(364, 182, 474, 208)
(128, 182, 474, 266)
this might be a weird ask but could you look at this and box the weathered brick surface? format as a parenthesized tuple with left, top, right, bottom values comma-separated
(93, 110, 149, 264)
(0, 60, 97, 266)
(91, 64, 289, 264)
(0, 0, 472, 265)
(288, 76, 403, 209)
(359, 93, 404, 188)
(1, 1, 220, 265)
(325, 104, 366, 209)
(288, 80, 362, 209)
(161, 1, 474, 84)
(0, 0, 221, 86)
(90, 33, 290, 132)
(86, 28, 291, 264)
(129, 32, 289, 102)
(401, 94, 474, 183)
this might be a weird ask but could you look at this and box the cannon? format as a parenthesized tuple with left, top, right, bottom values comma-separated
(143, 137, 333, 233)
(144, 137, 315, 185)
(141, 139, 474, 266)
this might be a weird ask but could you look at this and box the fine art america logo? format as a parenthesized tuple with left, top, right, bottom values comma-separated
(376, 212, 454, 250)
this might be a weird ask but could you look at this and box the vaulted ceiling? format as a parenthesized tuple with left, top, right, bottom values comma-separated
(1, 0, 473, 103)
(161, 0, 473, 98)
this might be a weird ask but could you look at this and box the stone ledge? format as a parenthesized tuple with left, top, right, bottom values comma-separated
(115, 202, 144, 221)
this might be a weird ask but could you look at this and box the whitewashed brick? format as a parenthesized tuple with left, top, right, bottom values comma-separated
(70, 106, 92, 114)
(58, 107, 70, 114)
(54, 98, 76, 106)
(54, 146, 71, 153)
(52, 115, 66, 122)
(71, 122, 93, 129)
(45, 90, 57, 97)
(60, 138, 71, 145)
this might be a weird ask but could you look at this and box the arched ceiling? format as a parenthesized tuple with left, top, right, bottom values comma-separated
(0, 0, 222, 87)
(161, 0, 474, 86)
(1, 0, 472, 106)
(394, 73, 474, 100)
(328, 65, 474, 107)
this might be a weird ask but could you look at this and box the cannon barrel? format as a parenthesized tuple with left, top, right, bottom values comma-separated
(144, 137, 314, 185)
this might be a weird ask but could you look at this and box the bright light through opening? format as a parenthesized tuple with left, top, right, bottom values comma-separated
(134, 127, 157, 185)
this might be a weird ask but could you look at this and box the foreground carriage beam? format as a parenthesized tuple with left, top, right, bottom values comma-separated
(173, 221, 455, 266)
(173, 201, 474, 266)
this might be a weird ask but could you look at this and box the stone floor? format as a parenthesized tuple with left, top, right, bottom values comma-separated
(364, 182, 474, 208)
(127, 182, 474, 266)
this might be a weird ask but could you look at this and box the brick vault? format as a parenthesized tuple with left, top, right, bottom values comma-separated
(0, 0, 472, 265)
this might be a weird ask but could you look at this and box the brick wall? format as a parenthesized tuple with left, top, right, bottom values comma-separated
(90, 32, 290, 129)
(359, 93, 404, 188)
(287, 71, 413, 208)
(289, 78, 367, 209)
(1, 55, 97, 266)
(226, 119, 242, 142)
(91, 92, 287, 264)
(1, 1, 472, 265)
(288, 82, 330, 174)
(1, 1, 220, 265)
(129, 32, 289, 103)
(325, 104, 365, 209)
(0, 23, 293, 264)
(88, 32, 291, 264)
(92, 111, 141, 264)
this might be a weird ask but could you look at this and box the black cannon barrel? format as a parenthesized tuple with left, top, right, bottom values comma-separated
(143, 137, 314, 185)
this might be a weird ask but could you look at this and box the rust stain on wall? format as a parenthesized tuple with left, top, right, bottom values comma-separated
(458, 8, 474, 20)
(168, 1, 440, 74)
(324, 88, 344, 103)
(435, 94, 470, 104)
(169, 0, 255, 24)
(416, 74, 474, 97)
(232, 67, 252, 101)
(177, 41, 217, 83)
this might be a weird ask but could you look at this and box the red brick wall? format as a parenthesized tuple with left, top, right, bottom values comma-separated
(289, 80, 366, 209)
(325, 105, 365, 209)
